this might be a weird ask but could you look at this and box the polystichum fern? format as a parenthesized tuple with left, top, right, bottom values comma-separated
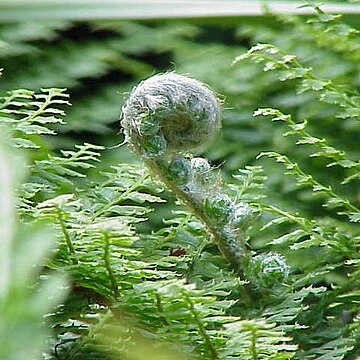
(121, 72, 289, 289)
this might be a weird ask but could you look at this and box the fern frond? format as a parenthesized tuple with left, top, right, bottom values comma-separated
(263, 286, 326, 326)
(229, 165, 267, 202)
(301, 337, 355, 360)
(235, 43, 360, 121)
(223, 319, 296, 359)
(278, 6, 360, 62)
(254, 107, 360, 184)
(259, 202, 358, 280)
(0, 87, 70, 148)
(258, 152, 360, 220)
(32, 142, 104, 190)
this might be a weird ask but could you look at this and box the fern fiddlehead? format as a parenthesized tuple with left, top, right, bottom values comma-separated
(121, 73, 287, 286)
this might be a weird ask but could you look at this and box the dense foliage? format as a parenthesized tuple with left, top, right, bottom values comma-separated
(1, 4, 360, 359)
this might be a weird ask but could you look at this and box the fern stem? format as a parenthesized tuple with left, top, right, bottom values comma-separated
(146, 158, 249, 278)
(103, 232, 119, 300)
(155, 292, 171, 326)
(182, 291, 219, 360)
(251, 329, 258, 360)
(92, 172, 148, 219)
(185, 238, 209, 283)
(56, 206, 78, 264)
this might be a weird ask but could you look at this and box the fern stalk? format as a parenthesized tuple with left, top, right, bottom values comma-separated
(102, 232, 119, 300)
(182, 290, 219, 360)
(56, 206, 78, 264)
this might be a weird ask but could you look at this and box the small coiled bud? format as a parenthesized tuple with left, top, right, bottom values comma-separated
(191, 157, 211, 174)
(167, 156, 191, 185)
(141, 133, 167, 158)
(121, 73, 221, 158)
(248, 252, 289, 289)
(137, 113, 161, 136)
(191, 157, 216, 186)
(234, 203, 256, 230)
(205, 193, 235, 225)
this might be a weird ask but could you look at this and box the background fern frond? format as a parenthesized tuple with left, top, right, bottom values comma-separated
(0, 87, 70, 148)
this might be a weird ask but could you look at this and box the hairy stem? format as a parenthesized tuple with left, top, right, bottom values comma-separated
(146, 158, 248, 278)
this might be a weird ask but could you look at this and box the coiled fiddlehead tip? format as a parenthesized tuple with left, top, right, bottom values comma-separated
(121, 72, 221, 158)
(205, 194, 235, 225)
(247, 252, 289, 289)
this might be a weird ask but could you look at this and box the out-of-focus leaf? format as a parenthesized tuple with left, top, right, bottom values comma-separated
(0, 1, 360, 22)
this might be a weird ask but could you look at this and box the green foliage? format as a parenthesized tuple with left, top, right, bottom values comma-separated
(2, 3, 360, 360)
(0, 87, 69, 148)
(233, 6, 360, 359)
(0, 131, 66, 360)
